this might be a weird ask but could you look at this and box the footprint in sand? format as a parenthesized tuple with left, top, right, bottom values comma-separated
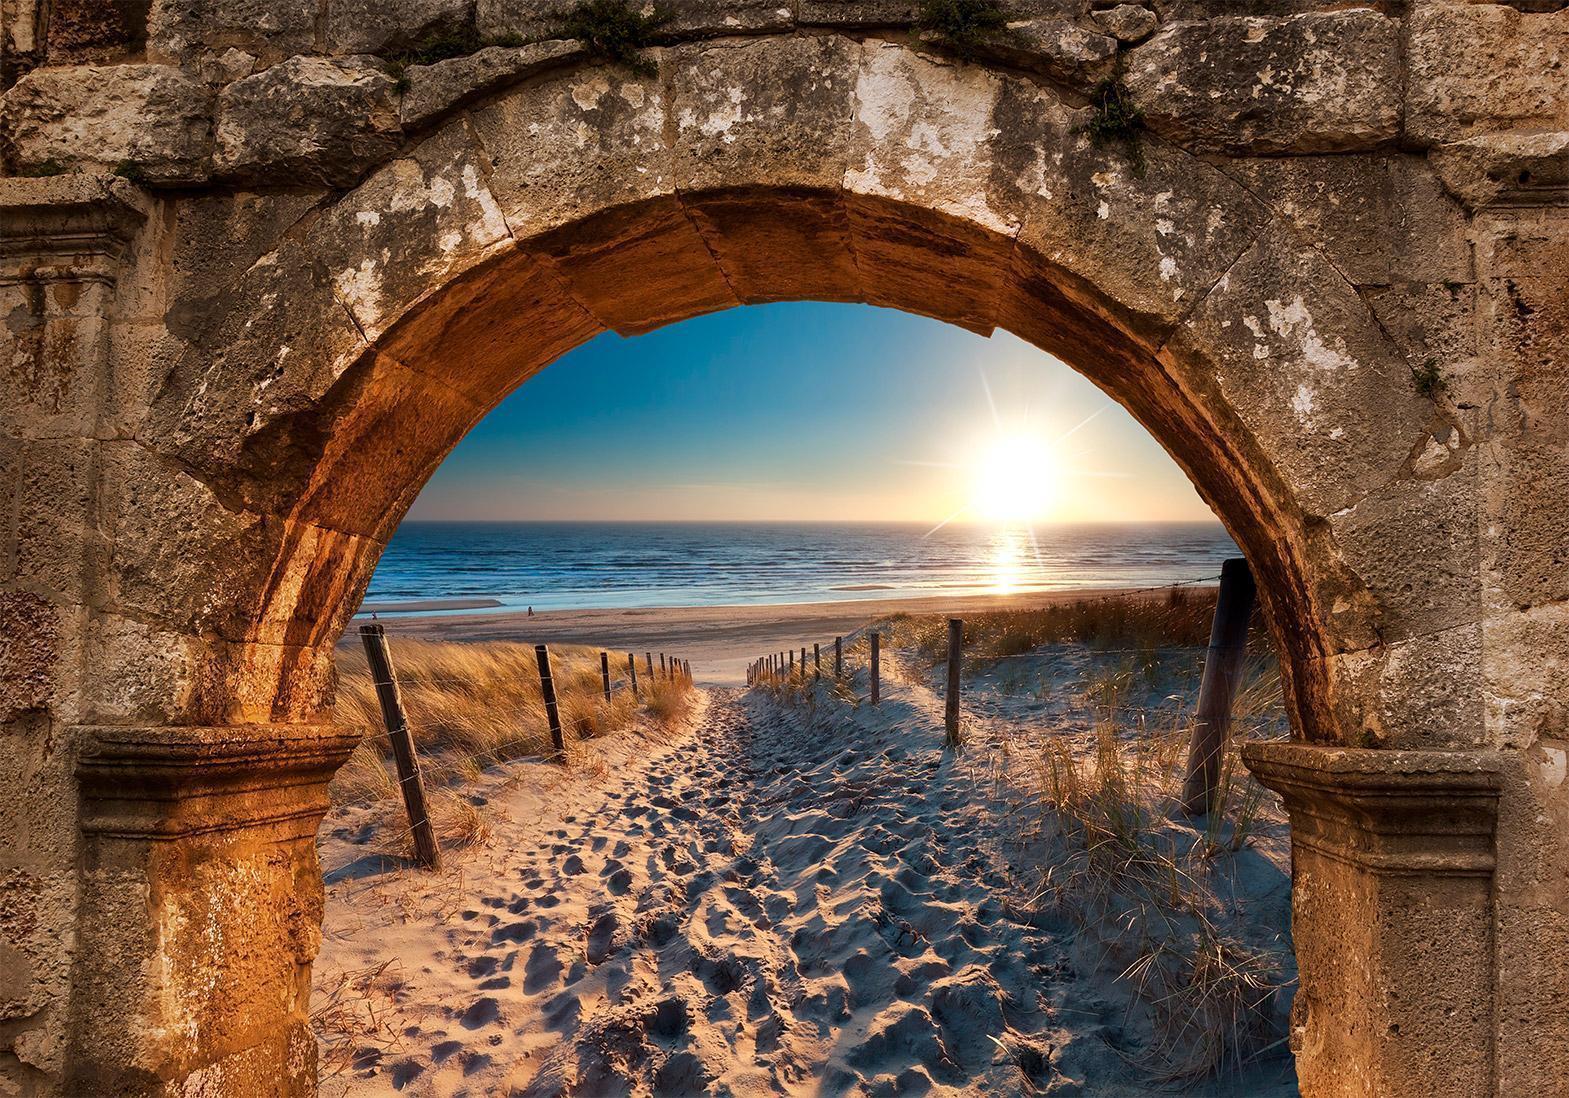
(561, 853, 586, 875)
(459, 997, 500, 1030)
(586, 910, 621, 964)
(523, 945, 563, 993)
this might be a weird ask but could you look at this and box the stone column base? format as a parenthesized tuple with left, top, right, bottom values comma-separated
(1242, 741, 1503, 1098)
(68, 724, 360, 1097)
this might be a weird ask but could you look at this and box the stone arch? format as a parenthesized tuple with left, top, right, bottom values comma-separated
(2, 12, 1566, 1098)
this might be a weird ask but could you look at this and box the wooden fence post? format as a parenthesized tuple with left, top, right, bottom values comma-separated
(535, 644, 567, 759)
(1181, 558, 1257, 815)
(600, 651, 612, 703)
(646, 651, 654, 679)
(800, 647, 806, 681)
(814, 642, 821, 681)
(358, 624, 441, 869)
(870, 631, 881, 705)
(835, 636, 843, 678)
(660, 653, 667, 679)
(628, 652, 639, 699)
(945, 618, 963, 748)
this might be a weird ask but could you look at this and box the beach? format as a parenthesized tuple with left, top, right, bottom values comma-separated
(355, 587, 1181, 687)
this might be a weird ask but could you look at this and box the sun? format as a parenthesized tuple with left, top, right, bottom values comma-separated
(971, 433, 1060, 523)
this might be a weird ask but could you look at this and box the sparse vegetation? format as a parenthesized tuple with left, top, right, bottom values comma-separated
(916, 0, 1009, 60)
(554, 0, 667, 77)
(380, 23, 528, 88)
(331, 637, 695, 852)
(1077, 66, 1146, 171)
(1032, 688, 1289, 1083)
(1411, 357, 1446, 399)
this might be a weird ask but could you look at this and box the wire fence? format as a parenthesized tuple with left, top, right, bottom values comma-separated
(747, 565, 1270, 814)
(334, 628, 697, 863)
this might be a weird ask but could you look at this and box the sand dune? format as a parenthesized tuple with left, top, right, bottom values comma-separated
(314, 637, 1293, 1096)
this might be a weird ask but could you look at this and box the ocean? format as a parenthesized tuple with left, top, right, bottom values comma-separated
(362, 521, 1239, 614)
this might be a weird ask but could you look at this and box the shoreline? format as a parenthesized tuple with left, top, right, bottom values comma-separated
(354, 585, 1210, 686)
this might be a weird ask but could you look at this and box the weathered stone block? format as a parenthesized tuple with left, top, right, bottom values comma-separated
(1407, 0, 1569, 147)
(214, 55, 401, 188)
(0, 592, 61, 721)
(0, 63, 212, 182)
(798, 0, 918, 28)
(324, 0, 471, 55)
(1127, 12, 1400, 154)
(469, 62, 671, 239)
(378, 248, 603, 405)
(13, 438, 96, 604)
(474, 0, 573, 40)
(669, 35, 858, 193)
(0, 278, 113, 438)
(1431, 130, 1569, 210)
(1224, 155, 1473, 288)
(147, 0, 318, 66)
(1162, 222, 1430, 519)
(399, 39, 584, 131)
(42, 0, 147, 64)
(1091, 3, 1156, 43)
(968, 18, 1116, 84)
(847, 41, 1014, 236)
(316, 126, 513, 342)
(993, 75, 1265, 344)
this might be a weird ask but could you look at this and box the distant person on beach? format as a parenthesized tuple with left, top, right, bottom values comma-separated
(528, 606, 533, 617)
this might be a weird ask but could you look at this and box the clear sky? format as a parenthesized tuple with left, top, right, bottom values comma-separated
(407, 302, 1216, 524)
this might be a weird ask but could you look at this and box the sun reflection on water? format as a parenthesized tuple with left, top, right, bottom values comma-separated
(986, 526, 1033, 594)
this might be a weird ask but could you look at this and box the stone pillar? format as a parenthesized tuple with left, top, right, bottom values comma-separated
(1243, 742, 1503, 1098)
(67, 724, 358, 1096)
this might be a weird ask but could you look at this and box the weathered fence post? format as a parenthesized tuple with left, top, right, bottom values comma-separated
(870, 631, 881, 705)
(800, 647, 806, 681)
(600, 651, 612, 703)
(660, 653, 667, 679)
(1181, 558, 1258, 815)
(358, 624, 441, 869)
(535, 644, 567, 759)
(814, 642, 821, 681)
(945, 618, 963, 748)
(628, 652, 639, 699)
(835, 636, 843, 678)
(646, 651, 654, 678)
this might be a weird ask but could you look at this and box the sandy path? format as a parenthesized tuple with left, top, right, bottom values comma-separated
(318, 685, 1083, 1096)
(353, 588, 1176, 688)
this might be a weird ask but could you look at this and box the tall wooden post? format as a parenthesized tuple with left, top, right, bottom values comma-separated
(600, 651, 612, 703)
(535, 644, 567, 758)
(870, 631, 881, 705)
(660, 652, 667, 679)
(945, 618, 963, 748)
(628, 652, 639, 699)
(800, 647, 806, 681)
(646, 651, 654, 678)
(814, 642, 821, 681)
(358, 625, 441, 869)
(1181, 558, 1257, 815)
(835, 636, 843, 678)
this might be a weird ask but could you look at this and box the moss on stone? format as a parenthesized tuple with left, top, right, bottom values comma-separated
(554, 0, 667, 77)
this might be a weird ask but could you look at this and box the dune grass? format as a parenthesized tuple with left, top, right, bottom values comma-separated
(1029, 661, 1289, 1083)
(883, 587, 1272, 666)
(330, 637, 696, 850)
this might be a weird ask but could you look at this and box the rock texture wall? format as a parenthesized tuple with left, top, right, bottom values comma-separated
(0, 1, 1565, 1095)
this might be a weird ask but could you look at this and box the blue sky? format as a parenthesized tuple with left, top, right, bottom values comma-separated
(408, 302, 1215, 523)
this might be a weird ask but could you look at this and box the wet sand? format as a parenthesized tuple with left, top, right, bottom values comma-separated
(360, 588, 1169, 687)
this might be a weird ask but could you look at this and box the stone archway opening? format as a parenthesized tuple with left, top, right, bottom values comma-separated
(4, 14, 1562, 1096)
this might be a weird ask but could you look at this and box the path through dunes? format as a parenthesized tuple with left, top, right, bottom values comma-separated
(314, 679, 1290, 1096)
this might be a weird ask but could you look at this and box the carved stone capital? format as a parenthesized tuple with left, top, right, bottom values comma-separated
(76, 723, 361, 841)
(0, 174, 147, 285)
(1243, 740, 1504, 877)
(1242, 741, 1504, 1098)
